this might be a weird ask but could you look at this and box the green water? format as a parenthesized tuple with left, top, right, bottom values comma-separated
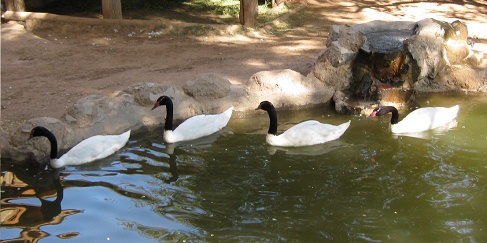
(1, 93, 486, 242)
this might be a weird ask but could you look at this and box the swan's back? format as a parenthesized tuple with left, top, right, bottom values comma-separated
(268, 120, 351, 147)
(170, 107, 233, 142)
(57, 130, 131, 166)
(392, 105, 459, 133)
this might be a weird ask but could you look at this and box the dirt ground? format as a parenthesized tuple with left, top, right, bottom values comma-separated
(2, 0, 486, 128)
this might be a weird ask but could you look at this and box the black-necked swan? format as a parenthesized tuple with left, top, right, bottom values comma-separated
(151, 95, 233, 143)
(368, 105, 459, 133)
(256, 101, 351, 147)
(29, 126, 131, 169)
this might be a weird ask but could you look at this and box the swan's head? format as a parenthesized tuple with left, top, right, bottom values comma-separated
(369, 106, 396, 118)
(29, 126, 51, 139)
(256, 101, 274, 112)
(152, 95, 173, 110)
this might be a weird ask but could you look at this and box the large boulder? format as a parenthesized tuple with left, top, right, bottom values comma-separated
(182, 73, 231, 100)
(5, 117, 69, 163)
(122, 82, 171, 106)
(325, 24, 365, 67)
(247, 69, 336, 108)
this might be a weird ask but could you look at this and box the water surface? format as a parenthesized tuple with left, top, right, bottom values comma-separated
(1, 93, 486, 242)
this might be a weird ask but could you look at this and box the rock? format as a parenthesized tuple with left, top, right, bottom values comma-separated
(246, 69, 336, 109)
(123, 82, 170, 106)
(326, 24, 364, 52)
(7, 117, 69, 164)
(246, 69, 307, 93)
(322, 41, 357, 67)
(445, 43, 471, 64)
(311, 58, 351, 90)
(375, 84, 414, 107)
(450, 20, 469, 41)
(326, 18, 487, 99)
(405, 34, 446, 86)
(314, 18, 487, 114)
(64, 94, 135, 129)
(323, 24, 365, 67)
(332, 90, 376, 115)
(182, 73, 231, 100)
(465, 49, 484, 66)
(0, 127, 11, 160)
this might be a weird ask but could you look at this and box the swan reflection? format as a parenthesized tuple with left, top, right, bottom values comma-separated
(267, 140, 349, 156)
(1, 164, 81, 242)
(36, 170, 64, 221)
(164, 129, 227, 154)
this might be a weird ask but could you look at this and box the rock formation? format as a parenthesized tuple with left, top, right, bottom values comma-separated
(315, 18, 487, 115)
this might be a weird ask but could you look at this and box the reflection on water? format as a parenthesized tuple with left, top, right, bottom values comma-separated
(1, 166, 81, 241)
(266, 140, 349, 155)
(1, 93, 486, 242)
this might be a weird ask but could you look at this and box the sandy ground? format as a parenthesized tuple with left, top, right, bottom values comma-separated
(2, 0, 486, 128)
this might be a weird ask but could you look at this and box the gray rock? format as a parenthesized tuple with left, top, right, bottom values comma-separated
(123, 82, 170, 106)
(323, 24, 365, 67)
(310, 59, 352, 90)
(246, 69, 307, 92)
(182, 73, 231, 100)
(246, 69, 336, 108)
(65, 94, 135, 129)
(7, 117, 68, 164)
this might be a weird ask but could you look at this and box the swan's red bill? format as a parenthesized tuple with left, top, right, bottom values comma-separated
(151, 101, 160, 110)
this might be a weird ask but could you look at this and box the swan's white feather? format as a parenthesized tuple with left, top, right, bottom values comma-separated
(164, 106, 233, 143)
(391, 105, 459, 133)
(51, 130, 131, 168)
(267, 120, 351, 147)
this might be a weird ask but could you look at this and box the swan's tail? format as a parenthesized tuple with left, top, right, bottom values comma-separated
(220, 106, 234, 124)
(118, 130, 131, 146)
(223, 106, 234, 118)
(338, 120, 352, 131)
(215, 107, 234, 129)
(450, 105, 460, 117)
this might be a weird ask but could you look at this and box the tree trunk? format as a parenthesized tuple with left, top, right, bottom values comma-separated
(102, 0, 122, 19)
(5, 0, 26, 12)
(239, 0, 258, 28)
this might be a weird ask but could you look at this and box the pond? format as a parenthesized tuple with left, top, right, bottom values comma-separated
(1, 93, 486, 242)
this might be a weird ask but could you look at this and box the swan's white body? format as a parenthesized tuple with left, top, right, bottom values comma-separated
(266, 120, 351, 147)
(163, 106, 233, 143)
(51, 130, 131, 168)
(391, 105, 459, 134)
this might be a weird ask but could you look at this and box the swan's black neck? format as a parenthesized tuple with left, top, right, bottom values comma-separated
(388, 107, 399, 124)
(54, 178, 64, 203)
(257, 101, 279, 135)
(38, 177, 64, 221)
(266, 107, 278, 135)
(163, 98, 174, 131)
(374, 106, 399, 124)
(31, 127, 58, 159)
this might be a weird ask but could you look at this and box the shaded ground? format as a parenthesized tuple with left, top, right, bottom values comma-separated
(2, 0, 486, 129)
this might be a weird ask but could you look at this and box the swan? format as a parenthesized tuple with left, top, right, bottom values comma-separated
(151, 95, 233, 143)
(29, 126, 131, 169)
(256, 101, 351, 147)
(368, 105, 459, 133)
